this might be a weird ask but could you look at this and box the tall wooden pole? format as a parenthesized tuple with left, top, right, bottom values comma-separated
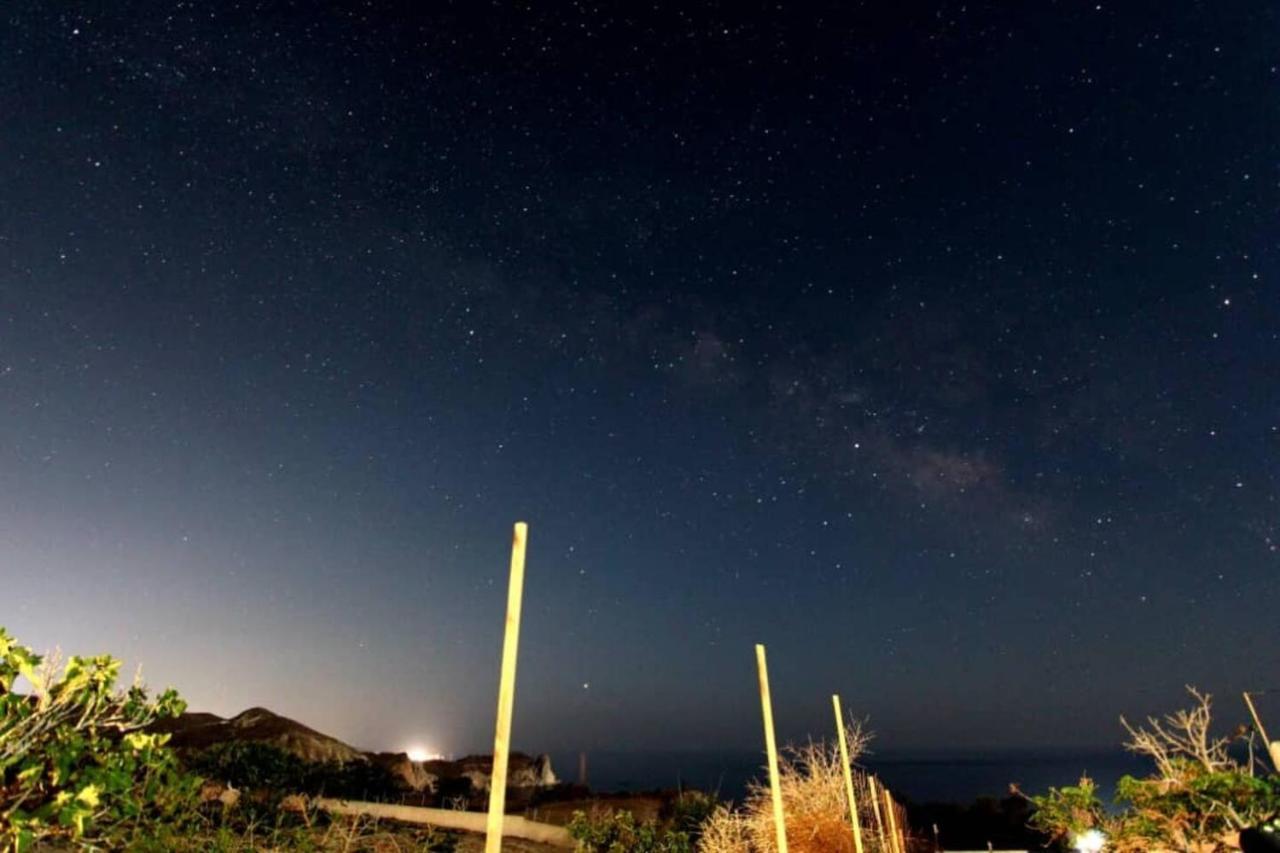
(484, 522, 529, 853)
(883, 787, 903, 853)
(755, 644, 789, 853)
(833, 694, 865, 853)
(1244, 692, 1280, 772)
(868, 775, 888, 851)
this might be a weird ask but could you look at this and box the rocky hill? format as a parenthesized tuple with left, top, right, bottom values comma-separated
(153, 707, 557, 798)
(155, 707, 365, 764)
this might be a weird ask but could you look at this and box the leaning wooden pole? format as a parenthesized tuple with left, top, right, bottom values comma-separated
(1244, 692, 1280, 772)
(833, 694, 865, 853)
(484, 522, 529, 853)
(883, 787, 904, 853)
(868, 775, 888, 851)
(755, 644, 789, 853)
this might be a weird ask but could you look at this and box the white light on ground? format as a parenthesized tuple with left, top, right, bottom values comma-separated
(1073, 829, 1106, 852)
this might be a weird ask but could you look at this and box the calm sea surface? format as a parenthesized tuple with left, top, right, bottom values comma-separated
(550, 749, 1152, 805)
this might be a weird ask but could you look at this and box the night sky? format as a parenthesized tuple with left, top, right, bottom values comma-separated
(2, 2, 1277, 761)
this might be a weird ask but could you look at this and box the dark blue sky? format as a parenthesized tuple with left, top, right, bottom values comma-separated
(2, 1, 1277, 758)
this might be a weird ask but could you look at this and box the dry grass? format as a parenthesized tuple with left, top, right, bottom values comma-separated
(699, 719, 898, 853)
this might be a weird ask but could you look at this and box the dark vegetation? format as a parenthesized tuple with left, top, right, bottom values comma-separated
(902, 794, 1047, 850)
(188, 741, 404, 803)
(566, 792, 717, 853)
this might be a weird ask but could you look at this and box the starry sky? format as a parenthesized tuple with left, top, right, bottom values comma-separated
(2, 1, 1277, 760)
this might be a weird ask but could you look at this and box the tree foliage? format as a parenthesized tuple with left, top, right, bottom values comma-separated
(0, 627, 199, 850)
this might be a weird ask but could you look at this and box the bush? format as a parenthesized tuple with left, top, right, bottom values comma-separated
(665, 790, 718, 842)
(1026, 776, 1107, 845)
(0, 627, 199, 850)
(188, 741, 402, 803)
(699, 719, 885, 853)
(569, 808, 694, 853)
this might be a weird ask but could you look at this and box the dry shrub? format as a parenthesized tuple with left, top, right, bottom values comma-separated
(700, 719, 892, 853)
(698, 805, 751, 852)
(1120, 686, 1232, 778)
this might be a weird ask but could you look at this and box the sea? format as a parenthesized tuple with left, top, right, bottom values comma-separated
(549, 749, 1152, 805)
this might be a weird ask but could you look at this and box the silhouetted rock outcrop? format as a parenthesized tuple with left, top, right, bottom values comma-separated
(369, 752, 439, 793)
(435, 753, 558, 792)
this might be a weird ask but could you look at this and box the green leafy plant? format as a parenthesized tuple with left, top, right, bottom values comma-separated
(1026, 776, 1106, 844)
(1111, 764, 1280, 851)
(569, 808, 694, 853)
(0, 627, 199, 850)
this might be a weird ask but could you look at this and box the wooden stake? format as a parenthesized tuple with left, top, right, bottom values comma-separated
(833, 695, 865, 853)
(883, 787, 903, 853)
(868, 775, 888, 851)
(1244, 692, 1280, 772)
(755, 644, 789, 853)
(485, 522, 529, 853)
